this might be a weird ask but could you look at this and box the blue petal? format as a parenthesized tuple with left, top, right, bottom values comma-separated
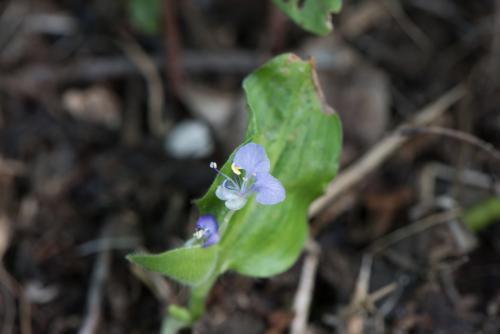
(225, 196, 248, 211)
(196, 215, 220, 247)
(233, 143, 270, 175)
(254, 172, 286, 205)
(196, 215, 218, 235)
(215, 184, 248, 210)
(215, 185, 240, 201)
(204, 231, 220, 247)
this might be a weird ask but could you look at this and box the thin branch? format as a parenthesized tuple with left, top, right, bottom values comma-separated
(400, 126, 500, 163)
(163, 0, 184, 96)
(368, 283, 398, 305)
(351, 254, 373, 307)
(0, 280, 15, 334)
(1, 49, 356, 93)
(119, 33, 169, 138)
(309, 84, 466, 220)
(0, 266, 32, 334)
(290, 240, 321, 334)
(491, 0, 500, 83)
(383, 0, 431, 51)
(368, 209, 462, 254)
(78, 224, 114, 334)
(0, 1, 31, 51)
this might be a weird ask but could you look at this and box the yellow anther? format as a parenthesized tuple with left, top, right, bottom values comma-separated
(231, 163, 242, 175)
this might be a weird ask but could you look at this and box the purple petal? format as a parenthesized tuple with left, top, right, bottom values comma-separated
(233, 143, 270, 175)
(225, 196, 248, 211)
(254, 173, 286, 205)
(196, 215, 218, 233)
(215, 185, 240, 201)
(204, 231, 220, 247)
(196, 215, 220, 247)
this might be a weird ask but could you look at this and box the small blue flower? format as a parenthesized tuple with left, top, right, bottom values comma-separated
(211, 142, 285, 210)
(194, 215, 220, 247)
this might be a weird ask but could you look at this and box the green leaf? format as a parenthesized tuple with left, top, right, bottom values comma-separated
(464, 197, 500, 232)
(127, 0, 162, 34)
(197, 53, 342, 277)
(161, 306, 192, 334)
(127, 246, 219, 286)
(272, 0, 342, 36)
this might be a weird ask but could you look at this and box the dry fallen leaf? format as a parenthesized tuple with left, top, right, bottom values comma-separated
(63, 85, 122, 129)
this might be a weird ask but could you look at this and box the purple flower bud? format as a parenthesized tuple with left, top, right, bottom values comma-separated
(211, 142, 285, 211)
(195, 215, 220, 247)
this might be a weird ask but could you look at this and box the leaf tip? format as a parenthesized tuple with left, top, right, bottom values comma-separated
(125, 253, 141, 264)
(287, 53, 302, 63)
(310, 64, 336, 115)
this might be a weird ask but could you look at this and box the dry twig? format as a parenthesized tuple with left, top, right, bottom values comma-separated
(327, 255, 397, 334)
(491, 0, 500, 83)
(0, 280, 15, 334)
(368, 209, 462, 254)
(290, 240, 321, 334)
(383, 0, 431, 51)
(163, 0, 184, 95)
(351, 255, 373, 308)
(0, 267, 32, 334)
(120, 33, 169, 138)
(400, 126, 500, 163)
(309, 85, 466, 221)
(0, 215, 31, 334)
(1, 49, 362, 94)
(0, 1, 30, 51)
(77, 224, 114, 334)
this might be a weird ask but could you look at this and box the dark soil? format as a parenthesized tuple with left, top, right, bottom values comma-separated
(0, 0, 499, 333)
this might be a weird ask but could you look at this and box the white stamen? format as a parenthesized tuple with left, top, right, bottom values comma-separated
(210, 161, 239, 189)
(194, 229, 206, 239)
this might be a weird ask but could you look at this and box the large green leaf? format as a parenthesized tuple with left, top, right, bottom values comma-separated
(129, 53, 342, 287)
(197, 53, 342, 277)
(127, 246, 218, 286)
(273, 0, 342, 36)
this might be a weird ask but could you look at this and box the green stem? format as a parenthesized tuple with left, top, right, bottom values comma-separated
(160, 315, 189, 334)
(160, 275, 217, 334)
(161, 210, 234, 333)
(189, 277, 217, 320)
(160, 304, 192, 334)
(186, 210, 234, 321)
(219, 209, 235, 237)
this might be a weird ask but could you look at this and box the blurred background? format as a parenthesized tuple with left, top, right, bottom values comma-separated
(0, 0, 499, 333)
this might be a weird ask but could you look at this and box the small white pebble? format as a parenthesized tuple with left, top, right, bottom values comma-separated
(165, 120, 214, 158)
